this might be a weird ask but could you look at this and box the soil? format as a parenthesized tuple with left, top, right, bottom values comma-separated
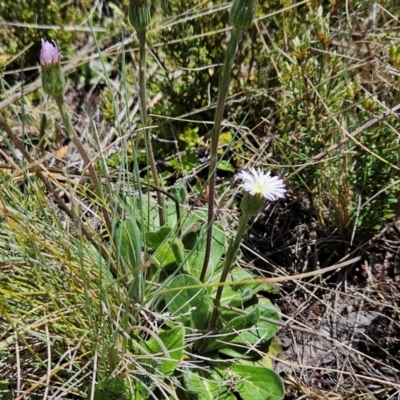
(246, 199, 400, 399)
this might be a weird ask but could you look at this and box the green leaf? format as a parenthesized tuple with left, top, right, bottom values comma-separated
(133, 196, 159, 230)
(258, 280, 280, 295)
(216, 346, 250, 359)
(183, 368, 236, 400)
(164, 275, 210, 330)
(0, 380, 13, 400)
(184, 222, 226, 277)
(152, 239, 184, 269)
(148, 226, 172, 249)
(232, 339, 281, 369)
(166, 197, 180, 227)
(143, 326, 184, 373)
(179, 126, 202, 147)
(262, 337, 282, 369)
(214, 268, 278, 308)
(182, 229, 200, 250)
(181, 209, 207, 230)
(206, 308, 260, 352)
(115, 218, 142, 270)
(170, 239, 186, 269)
(92, 377, 134, 400)
(170, 182, 187, 205)
(135, 326, 184, 397)
(217, 300, 280, 358)
(115, 217, 145, 301)
(217, 160, 235, 172)
(218, 269, 257, 307)
(230, 301, 280, 347)
(232, 365, 284, 400)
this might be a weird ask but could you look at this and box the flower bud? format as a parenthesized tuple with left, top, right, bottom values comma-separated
(129, 0, 151, 32)
(40, 39, 65, 97)
(229, 0, 258, 31)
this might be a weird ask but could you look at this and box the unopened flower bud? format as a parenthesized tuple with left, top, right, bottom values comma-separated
(229, 0, 258, 31)
(40, 39, 65, 97)
(129, 0, 151, 32)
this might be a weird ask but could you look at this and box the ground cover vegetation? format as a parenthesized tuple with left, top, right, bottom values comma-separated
(0, 0, 399, 399)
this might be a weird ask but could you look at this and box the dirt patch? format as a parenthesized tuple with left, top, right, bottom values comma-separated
(246, 200, 400, 399)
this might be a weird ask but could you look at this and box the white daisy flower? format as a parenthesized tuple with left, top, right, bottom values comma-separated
(237, 167, 286, 201)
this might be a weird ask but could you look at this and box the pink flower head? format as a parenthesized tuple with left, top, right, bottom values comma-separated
(40, 39, 61, 66)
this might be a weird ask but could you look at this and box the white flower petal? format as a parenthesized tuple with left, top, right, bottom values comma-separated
(237, 167, 286, 201)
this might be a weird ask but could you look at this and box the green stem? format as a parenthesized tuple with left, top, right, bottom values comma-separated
(137, 30, 165, 227)
(199, 28, 243, 283)
(198, 212, 250, 354)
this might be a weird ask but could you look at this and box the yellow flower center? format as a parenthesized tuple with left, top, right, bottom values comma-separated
(253, 183, 265, 193)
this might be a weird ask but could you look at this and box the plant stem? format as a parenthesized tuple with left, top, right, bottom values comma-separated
(199, 28, 243, 283)
(198, 212, 250, 354)
(54, 95, 114, 236)
(137, 30, 165, 227)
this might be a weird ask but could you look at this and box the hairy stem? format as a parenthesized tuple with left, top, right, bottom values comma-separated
(137, 30, 165, 227)
(198, 211, 250, 354)
(199, 28, 243, 283)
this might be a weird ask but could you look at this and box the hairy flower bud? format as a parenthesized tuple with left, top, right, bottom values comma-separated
(229, 0, 258, 31)
(40, 39, 65, 97)
(129, 0, 151, 32)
